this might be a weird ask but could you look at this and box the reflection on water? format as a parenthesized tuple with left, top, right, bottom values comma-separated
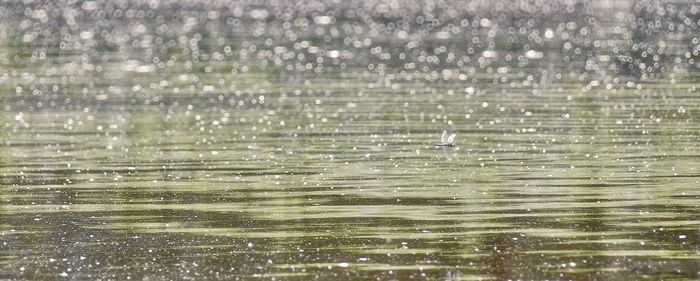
(2, 0, 700, 279)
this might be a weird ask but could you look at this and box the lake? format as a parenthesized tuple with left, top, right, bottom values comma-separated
(2, 0, 700, 279)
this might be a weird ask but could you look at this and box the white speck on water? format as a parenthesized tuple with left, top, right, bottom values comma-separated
(396, 30, 408, 39)
(122, 60, 155, 73)
(313, 16, 332, 25)
(544, 28, 554, 39)
(249, 9, 268, 19)
(482, 50, 497, 58)
(338, 262, 349, 267)
(525, 50, 544, 59)
(327, 50, 340, 58)
(79, 31, 94, 40)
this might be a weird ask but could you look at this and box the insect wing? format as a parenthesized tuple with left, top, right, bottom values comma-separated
(447, 133, 456, 145)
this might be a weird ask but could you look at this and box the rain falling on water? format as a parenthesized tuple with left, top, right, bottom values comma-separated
(2, 0, 700, 279)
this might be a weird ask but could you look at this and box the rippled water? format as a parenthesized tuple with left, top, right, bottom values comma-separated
(2, 0, 700, 280)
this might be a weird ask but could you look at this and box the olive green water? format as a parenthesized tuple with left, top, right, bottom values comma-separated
(2, 1, 700, 280)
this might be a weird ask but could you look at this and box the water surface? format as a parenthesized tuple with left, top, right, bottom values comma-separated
(2, 0, 700, 279)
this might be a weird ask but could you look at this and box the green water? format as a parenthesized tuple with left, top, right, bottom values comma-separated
(2, 0, 700, 279)
(4, 76, 700, 279)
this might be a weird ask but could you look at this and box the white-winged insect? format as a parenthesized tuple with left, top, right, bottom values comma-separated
(433, 130, 456, 147)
